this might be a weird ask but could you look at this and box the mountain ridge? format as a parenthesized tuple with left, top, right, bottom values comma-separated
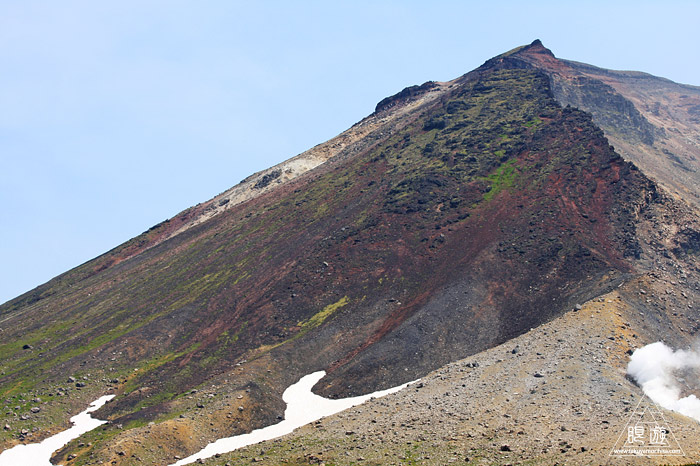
(510, 40, 700, 209)
(1, 41, 699, 465)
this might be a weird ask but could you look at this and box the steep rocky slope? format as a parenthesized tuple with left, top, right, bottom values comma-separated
(1, 42, 699, 465)
(507, 40, 700, 208)
(206, 187, 700, 466)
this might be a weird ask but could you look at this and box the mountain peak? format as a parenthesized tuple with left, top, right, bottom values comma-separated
(476, 39, 557, 74)
(517, 38, 555, 58)
(484, 38, 560, 72)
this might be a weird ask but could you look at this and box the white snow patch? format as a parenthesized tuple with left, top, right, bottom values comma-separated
(170, 370, 415, 466)
(0, 395, 114, 466)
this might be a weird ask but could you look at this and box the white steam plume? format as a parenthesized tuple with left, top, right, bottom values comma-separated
(627, 341, 700, 422)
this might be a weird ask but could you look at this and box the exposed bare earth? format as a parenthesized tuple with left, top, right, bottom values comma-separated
(568, 64, 700, 209)
(169, 195, 700, 466)
(195, 281, 700, 466)
(511, 40, 700, 209)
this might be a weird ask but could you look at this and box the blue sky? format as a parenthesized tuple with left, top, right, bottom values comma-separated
(1, 1, 699, 304)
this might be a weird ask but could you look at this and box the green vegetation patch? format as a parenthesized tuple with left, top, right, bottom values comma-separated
(483, 159, 520, 201)
(255, 297, 350, 355)
(297, 296, 349, 331)
(380, 69, 559, 216)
